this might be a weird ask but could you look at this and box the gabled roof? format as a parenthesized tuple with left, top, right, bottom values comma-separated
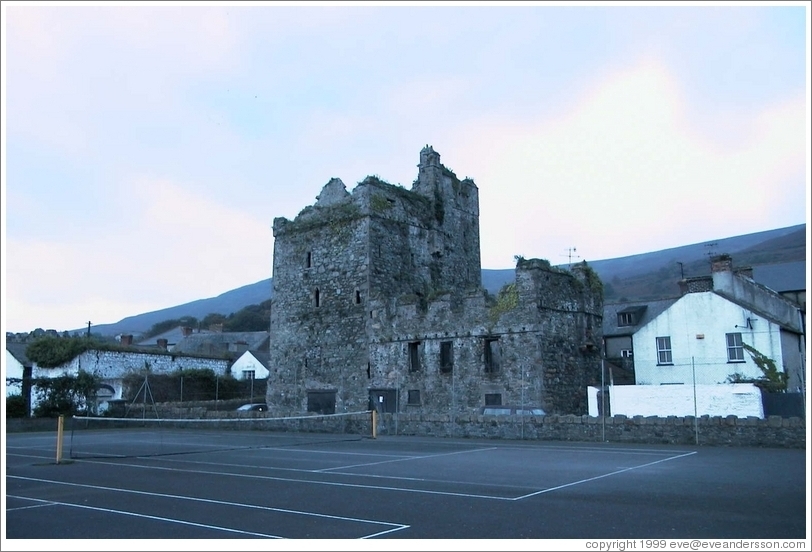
(238, 349, 270, 367)
(6, 342, 33, 367)
(172, 331, 270, 358)
(602, 298, 679, 337)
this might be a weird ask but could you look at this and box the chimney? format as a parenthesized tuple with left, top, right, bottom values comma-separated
(181, 326, 193, 337)
(710, 254, 733, 273)
(120, 334, 133, 346)
(157, 338, 168, 350)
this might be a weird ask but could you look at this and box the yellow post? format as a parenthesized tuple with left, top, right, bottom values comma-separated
(371, 409, 377, 439)
(56, 415, 64, 464)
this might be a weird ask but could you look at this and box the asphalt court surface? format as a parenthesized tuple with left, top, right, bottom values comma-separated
(4, 428, 808, 540)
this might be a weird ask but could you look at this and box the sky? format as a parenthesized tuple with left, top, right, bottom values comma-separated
(1, 1, 809, 334)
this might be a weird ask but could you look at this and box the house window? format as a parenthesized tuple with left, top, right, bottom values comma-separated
(307, 390, 336, 415)
(409, 341, 421, 372)
(726, 332, 744, 362)
(617, 312, 635, 326)
(407, 389, 421, 405)
(484, 393, 502, 406)
(656, 336, 673, 365)
(620, 349, 633, 358)
(314, 288, 321, 307)
(484, 337, 501, 373)
(242, 370, 255, 380)
(440, 341, 453, 373)
(306, 251, 312, 268)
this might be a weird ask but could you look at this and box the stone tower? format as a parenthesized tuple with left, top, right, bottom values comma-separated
(267, 147, 603, 417)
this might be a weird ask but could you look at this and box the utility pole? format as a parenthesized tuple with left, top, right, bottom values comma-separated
(677, 262, 684, 279)
(86, 321, 91, 338)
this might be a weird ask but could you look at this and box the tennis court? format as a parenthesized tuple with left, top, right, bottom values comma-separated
(4, 414, 808, 540)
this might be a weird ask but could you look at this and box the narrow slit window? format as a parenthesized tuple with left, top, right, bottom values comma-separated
(484, 337, 501, 373)
(314, 288, 321, 307)
(409, 341, 421, 372)
(355, 290, 361, 304)
(306, 251, 312, 268)
(440, 341, 453, 373)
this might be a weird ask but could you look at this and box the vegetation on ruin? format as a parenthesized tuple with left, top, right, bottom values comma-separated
(487, 282, 519, 323)
(370, 193, 394, 212)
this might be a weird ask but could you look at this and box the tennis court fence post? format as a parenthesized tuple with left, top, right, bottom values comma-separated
(371, 409, 377, 439)
(56, 415, 64, 464)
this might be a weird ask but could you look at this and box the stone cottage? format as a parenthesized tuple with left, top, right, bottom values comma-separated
(267, 146, 603, 417)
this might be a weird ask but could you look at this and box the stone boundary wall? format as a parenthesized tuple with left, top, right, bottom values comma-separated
(375, 412, 805, 449)
(7, 412, 805, 449)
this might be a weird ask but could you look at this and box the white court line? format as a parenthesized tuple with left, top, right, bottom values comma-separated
(7, 476, 410, 538)
(29, 457, 519, 500)
(315, 446, 499, 472)
(512, 451, 699, 500)
(133, 453, 543, 491)
(5, 501, 60, 512)
(6, 494, 283, 538)
(7, 446, 701, 502)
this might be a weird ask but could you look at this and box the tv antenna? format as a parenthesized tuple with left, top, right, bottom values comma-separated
(561, 247, 581, 267)
(704, 242, 718, 259)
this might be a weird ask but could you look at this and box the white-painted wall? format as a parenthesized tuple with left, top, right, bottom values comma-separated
(230, 352, 269, 380)
(31, 350, 232, 411)
(587, 383, 764, 418)
(633, 293, 784, 385)
(5, 350, 24, 396)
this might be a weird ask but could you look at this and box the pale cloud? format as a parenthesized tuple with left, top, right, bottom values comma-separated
(453, 56, 807, 267)
(5, 176, 273, 331)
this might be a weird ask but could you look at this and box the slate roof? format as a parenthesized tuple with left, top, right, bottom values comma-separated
(135, 326, 213, 348)
(602, 298, 679, 337)
(6, 342, 33, 367)
(172, 331, 270, 358)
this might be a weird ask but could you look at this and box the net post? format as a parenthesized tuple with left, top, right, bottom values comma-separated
(56, 415, 64, 464)
(371, 409, 377, 439)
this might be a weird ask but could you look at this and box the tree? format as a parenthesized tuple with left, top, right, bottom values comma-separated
(26, 335, 99, 368)
(33, 370, 101, 417)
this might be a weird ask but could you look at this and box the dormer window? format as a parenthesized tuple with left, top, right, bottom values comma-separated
(617, 306, 646, 327)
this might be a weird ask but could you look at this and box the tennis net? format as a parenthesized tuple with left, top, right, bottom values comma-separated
(67, 410, 373, 459)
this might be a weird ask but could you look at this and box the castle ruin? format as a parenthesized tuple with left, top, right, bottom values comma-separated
(267, 146, 603, 417)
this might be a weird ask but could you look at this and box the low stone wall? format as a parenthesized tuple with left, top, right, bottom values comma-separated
(7, 411, 804, 449)
(376, 412, 806, 449)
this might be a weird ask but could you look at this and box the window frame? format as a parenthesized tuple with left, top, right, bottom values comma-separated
(656, 336, 673, 365)
(726, 332, 745, 362)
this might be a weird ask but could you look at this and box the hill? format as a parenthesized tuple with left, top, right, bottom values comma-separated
(80, 223, 806, 337)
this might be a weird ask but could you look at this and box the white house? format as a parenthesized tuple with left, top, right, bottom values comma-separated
(608, 255, 805, 393)
(230, 349, 270, 381)
(5, 343, 31, 397)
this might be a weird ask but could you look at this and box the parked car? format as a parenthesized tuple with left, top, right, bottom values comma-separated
(236, 403, 267, 412)
(479, 405, 545, 416)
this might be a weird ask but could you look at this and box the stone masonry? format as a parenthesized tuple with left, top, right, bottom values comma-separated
(267, 146, 603, 417)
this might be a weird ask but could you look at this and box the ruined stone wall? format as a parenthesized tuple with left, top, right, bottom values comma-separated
(269, 188, 370, 414)
(268, 147, 603, 418)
